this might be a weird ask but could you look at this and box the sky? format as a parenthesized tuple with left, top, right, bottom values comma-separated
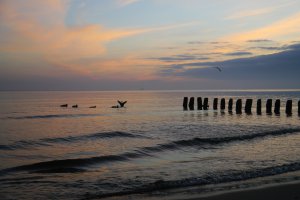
(0, 0, 300, 90)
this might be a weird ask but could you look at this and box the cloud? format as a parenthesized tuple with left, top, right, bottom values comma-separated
(286, 43, 300, 50)
(250, 42, 300, 51)
(224, 51, 253, 56)
(0, 0, 199, 79)
(148, 54, 209, 62)
(161, 43, 300, 86)
(253, 46, 283, 51)
(188, 41, 205, 45)
(224, 12, 300, 42)
(187, 41, 229, 45)
(226, 7, 275, 20)
(226, 1, 298, 20)
(247, 39, 273, 43)
(117, 0, 141, 7)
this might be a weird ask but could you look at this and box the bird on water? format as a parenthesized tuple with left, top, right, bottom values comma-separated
(111, 100, 127, 108)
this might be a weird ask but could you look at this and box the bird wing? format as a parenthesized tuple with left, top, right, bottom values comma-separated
(118, 101, 127, 107)
(214, 66, 222, 72)
(117, 100, 122, 106)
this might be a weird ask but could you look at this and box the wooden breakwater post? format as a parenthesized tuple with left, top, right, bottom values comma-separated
(189, 97, 195, 110)
(236, 99, 242, 114)
(221, 98, 225, 110)
(286, 100, 292, 115)
(197, 97, 202, 110)
(245, 99, 253, 114)
(183, 97, 188, 110)
(182, 97, 297, 117)
(203, 98, 209, 110)
(266, 99, 272, 114)
(228, 98, 233, 112)
(257, 99, 262, 115)
(213, 98, 218, 110)
(274, 99, 280, 115)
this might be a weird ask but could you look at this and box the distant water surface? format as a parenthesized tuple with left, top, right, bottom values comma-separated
(0, 90, 299, 199)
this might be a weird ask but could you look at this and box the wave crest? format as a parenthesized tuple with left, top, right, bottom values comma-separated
(84, 162, 300, 199)
(1, 128, 299, 175)
(0, 131, 145, 151)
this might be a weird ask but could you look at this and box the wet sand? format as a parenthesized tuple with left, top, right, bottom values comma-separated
(188, 181, 300, 200)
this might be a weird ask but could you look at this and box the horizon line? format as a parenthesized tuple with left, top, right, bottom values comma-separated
(1, 89, 300, 92)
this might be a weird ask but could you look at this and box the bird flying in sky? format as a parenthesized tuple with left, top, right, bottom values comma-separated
(213, 66, 222, 72)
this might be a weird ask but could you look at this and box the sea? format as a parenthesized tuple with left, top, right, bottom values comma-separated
(0, 90, 299, 200)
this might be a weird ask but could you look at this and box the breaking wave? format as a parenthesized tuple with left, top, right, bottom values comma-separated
(83, 161, 300, 199)
(1, 128, 299, 175)
(0, 131, 145, 151)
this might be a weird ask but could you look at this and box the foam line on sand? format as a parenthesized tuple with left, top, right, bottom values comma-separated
(186, 181, 300, 200)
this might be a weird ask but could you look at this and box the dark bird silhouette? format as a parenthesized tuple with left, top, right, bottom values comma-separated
(72, 104, 78, 108)
(118, 100, 127, 108)
(111, 100, 127, 108)
(89, 106, 96, 108)
(213, 66, 222, 72)
(60, 104, 68, 107)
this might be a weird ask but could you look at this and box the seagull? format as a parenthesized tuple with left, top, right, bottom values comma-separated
(111, 100, 127, 108)
(118, 100, 127, 108)
(213, 66, 222, 72)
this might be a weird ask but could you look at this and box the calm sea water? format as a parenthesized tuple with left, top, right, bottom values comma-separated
(0, 90, 300, 199)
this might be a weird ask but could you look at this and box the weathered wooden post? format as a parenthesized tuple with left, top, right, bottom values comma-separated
(274, 99, 280, 115)
(257, 99, 262, 115)
(220, 98, 225, 110)
(203, 98, 209, 110)
(286, 100, 292, 115)
(189, 97, 195, 110)
(197, 97, 203, 110)
(213, 98, 218, 110)
(183, 97, 188, 110)
(236, 99, 242, 114)
(266, 99, 272, 114)
(245, 99, 253, 114)
(228, 98, 233, 112)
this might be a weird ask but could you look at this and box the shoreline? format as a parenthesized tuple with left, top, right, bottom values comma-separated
(104, 175, 300, 200)
(183, 181, 300, 200)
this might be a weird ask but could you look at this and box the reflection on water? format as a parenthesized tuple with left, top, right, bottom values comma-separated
(0, 90, 299, 199)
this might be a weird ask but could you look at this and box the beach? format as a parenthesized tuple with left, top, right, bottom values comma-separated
(97, 177, 300, 200)
(194, 181, 300, 200)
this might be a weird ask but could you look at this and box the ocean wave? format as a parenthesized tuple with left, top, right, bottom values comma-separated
(83, 161, 300, 199)
(1, 128, 299, 175)
(0, 131, 145, 151)
(172, 128, 300, 147)
(42, 131, 141, 143)
(30, 167, 87, 174)
(0, 152, 143, 175)
(141, 128, 300, 153)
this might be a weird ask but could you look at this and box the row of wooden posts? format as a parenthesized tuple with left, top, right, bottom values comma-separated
(183, 97, 300, 115)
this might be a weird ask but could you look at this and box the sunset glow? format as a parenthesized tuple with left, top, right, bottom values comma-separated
(0, 0, 300, 90)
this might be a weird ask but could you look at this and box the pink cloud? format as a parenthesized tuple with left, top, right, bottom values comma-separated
(0, 1, 145, 79)
(0, 0, 191, 80)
